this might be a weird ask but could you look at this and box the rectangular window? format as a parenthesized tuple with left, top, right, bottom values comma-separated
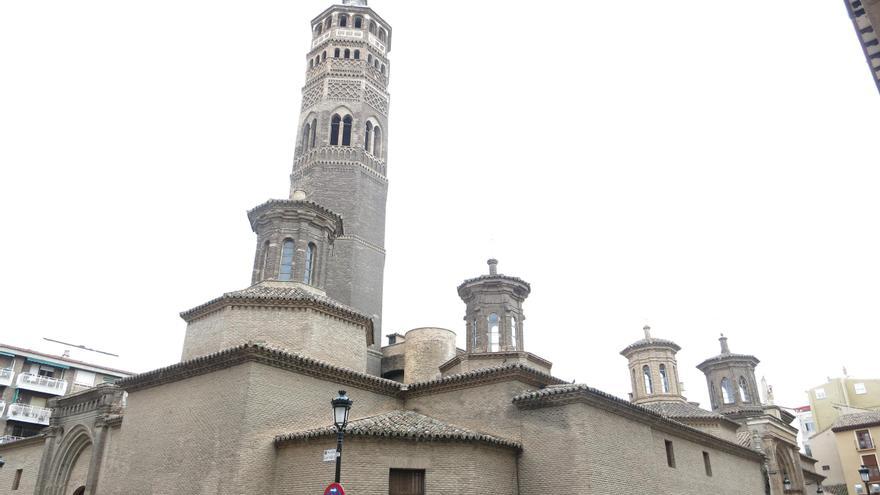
(665, 440, 676, 468)
(12, 469, 22, 490)
(862, 454, 880, 482)
(74, 370, 96, 387)
(389, 469, 425, 495)
(857, 430, 875, 450)
(814, 388, 826, 399)
(822, 465, 831, 471)
(703, 451, 713, 476)
(804, 421, 815, 433)
(855, 382, 868, 395)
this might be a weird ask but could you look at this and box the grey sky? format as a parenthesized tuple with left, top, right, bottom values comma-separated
(1, 0, 878, 413)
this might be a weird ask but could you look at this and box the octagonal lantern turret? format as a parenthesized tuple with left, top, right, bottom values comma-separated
(620, 326, 685, 405)
(458, 259, 530, 353)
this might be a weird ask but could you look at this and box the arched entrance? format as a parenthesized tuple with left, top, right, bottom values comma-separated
(72, 487, 86, 495)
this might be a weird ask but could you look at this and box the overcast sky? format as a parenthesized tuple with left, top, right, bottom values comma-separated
(1, 0, 878, 414)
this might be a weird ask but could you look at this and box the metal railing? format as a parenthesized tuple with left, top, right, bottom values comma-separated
(0, 368, 13, 387)
(0, 435, 23, 444)
(7, 403, 51, 425)
(16, 372, 68, 395)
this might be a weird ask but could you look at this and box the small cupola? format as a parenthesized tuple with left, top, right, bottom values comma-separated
(620, 326, 685, 405)
(696, 334, 762, 414)
(457, 259, 531, 353)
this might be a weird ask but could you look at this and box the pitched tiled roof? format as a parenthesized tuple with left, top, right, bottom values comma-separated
(405, 363, 566, 397)
(275, 410, 521, 451)
(180, 283, 370, 323)
(620, 337, 681, 355)
(641, 401, 725, 420)
(831, 411, 880, 432)
(513, 384, 765, 461)
(696, 352, 760, 370)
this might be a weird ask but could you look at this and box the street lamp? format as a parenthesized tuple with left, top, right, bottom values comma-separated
(861, 465, 871, 485)
(331, 390, 353, 484)
(0, 456, 5, 468)
(783, 477, 792, 491)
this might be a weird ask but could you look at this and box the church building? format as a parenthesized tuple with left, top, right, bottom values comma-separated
(0, 1, 821, 493)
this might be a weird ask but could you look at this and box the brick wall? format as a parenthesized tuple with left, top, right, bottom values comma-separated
(273, 437, 517, 494)
(181, 305, 369, 373)
(0, 437, 45, 494)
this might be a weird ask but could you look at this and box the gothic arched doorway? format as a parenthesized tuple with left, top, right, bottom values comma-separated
(72, 487, 85, 495)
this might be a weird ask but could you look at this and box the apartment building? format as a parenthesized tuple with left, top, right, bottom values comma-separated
(0, 344, 132, 443)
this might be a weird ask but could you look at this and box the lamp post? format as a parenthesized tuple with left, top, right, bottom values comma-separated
(783, 477, 792, 492)
(859, 465, 872, 494)
(0, 456, 5, 468)
(331, 390, 353, 484)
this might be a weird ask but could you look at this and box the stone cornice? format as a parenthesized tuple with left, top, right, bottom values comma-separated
(247, 199, 343, 236)
(404, 363, 566, 399)
(117, 342, 403, 396)
(457, 274, 531, 300)
(620, 338, 682, 356)
(696, 352, 760, 371)
(513, 385, 765, 462)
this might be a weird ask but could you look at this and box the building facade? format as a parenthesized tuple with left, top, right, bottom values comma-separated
(843, 0, 880, 92)
(0, 345, 130, 445)
(0, 1, 819, 494)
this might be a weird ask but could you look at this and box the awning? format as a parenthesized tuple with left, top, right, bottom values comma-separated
(26, 357, 69, 370)
(0, 351, 15, 358)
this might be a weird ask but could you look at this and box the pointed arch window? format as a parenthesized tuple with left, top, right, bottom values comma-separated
(369, 22, 377, 35)
(721, 377, 735, 404)
(342, 115, 353, 146)
(324, 17, 332, 30)
(315, 24, 322, 36)
(301, 122, 312, 151)
(488, 313, 500, 352)
(354, 16, 363, 28)
(379, 28, 387, 42)
(509, 316, 517, 349)
(643, 365, 653, 394)
(330, 114, 342, 145)
(365, 122, 373, 151)
(659, 364, 670, 393)
(339, 14, 348, 27)
(368, 54, 373, 64)
(310, 118, 317, 148)
(304, 242, 317, 285)
(278, 240, 295, 281)
(380, 64, 386, 74)
(334, 48, 341, 58)
(309, 59, 314, 69)
(354, 49, 360, 60)
(344, 49, 351, 59)
(738, 376, 751, 402)
(322, 51, 327, 61)
(372, 126, 382, 158)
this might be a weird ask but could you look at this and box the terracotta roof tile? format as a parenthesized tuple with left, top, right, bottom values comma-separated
(275, 410, 521, 451)
(831, 411, 880, 432)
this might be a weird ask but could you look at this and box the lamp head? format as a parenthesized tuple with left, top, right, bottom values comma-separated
(331, 390, 353, 430)
(861, 465, 872, 483)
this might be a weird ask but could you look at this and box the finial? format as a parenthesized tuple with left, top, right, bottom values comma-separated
(487, 258, 498, 276)
(342, 0, 368, 5)
(643, 325, 652, 339)
(719, 333, 730, 354)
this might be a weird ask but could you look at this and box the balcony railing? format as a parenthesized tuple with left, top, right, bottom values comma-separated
(16, 373, 68, 395)
(0, 368, 13, 387)
(6, 403, 51, 425)
(70, 382, 93, 394)
(293, 145, 387, 177)
(0, 435, 23, 444)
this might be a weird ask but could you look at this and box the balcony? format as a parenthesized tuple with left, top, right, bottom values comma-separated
(0, 368, 12, 387)
(6, 403, 51, 425)
(0, 435, 23, 444)
(16, 373, 68, 395)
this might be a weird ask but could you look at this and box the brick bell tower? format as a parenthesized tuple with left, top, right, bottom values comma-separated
(290, 0, 391, 369)
(289, 0, 392, 372)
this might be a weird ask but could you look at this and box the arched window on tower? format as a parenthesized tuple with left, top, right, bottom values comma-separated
(368, 54, 373, 64)
(380, 64, 386, 74)
(471, 318, 478, 350)
(339, 14, 348, 27)
(310, 118, 317, 148)
(510, 316, 517, 349)
(643, 365, 653, 394)
(324, 17, 332, 30)
(334, 48, 341, 58)
(342, 115, 353, 146)
(315, 24, 322, 36)
(369, 22, 377, 35)
(303, 243, 317, 285)
(354, 16, 363, 28)
(322, 51, 327, 61)
(309, 59, 314, 69)
(354, 50, 360, 60)
(278, 240, 295, 281)
(372, 126, 382, 158)
(379, 28, 387, 42)
(344, 49, 350, 59)
(721, 377, 735, 404)
(330, 114, 342, 145)
(301, 122, 311, 151)
(364, 122, 373, 152)
(487, 313, 500, 351)
(374, 59, 379, 69)
(659, 364, 670, 393)
(738, 376, 751, 402)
